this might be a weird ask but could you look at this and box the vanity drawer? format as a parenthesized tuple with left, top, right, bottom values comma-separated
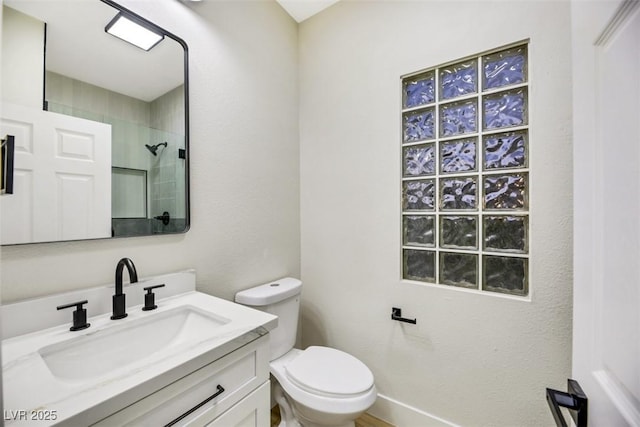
(92, 334, 269, 427)
(204, 381, 270, 427)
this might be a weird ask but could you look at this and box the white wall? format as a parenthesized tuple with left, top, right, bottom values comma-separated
(299, 1, 572, 426)
(2, 1, 575, 425)
(1, 6, 44, 108)
(1, 0, 300, 303)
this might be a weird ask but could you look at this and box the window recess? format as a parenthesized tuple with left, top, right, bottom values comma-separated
(401, 42, 530, 296)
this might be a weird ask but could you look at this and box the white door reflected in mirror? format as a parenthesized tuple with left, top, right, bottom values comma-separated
(1, 103, 111, 244)
(0, 0, 189, 244)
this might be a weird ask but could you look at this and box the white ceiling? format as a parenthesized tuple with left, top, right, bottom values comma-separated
(275, 0, 340, 22)
(3, 0, 336, 102)
(5, 0, 184, 102)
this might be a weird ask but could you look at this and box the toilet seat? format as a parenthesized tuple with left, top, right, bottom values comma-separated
(285, 346, 374, 397)
(270, 347, 377, 416)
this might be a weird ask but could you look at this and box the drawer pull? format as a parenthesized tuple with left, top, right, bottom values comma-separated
(164, 384, 225, 427)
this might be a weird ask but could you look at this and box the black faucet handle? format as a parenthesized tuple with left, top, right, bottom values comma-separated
(142, 284, 165, 311)
(57, 300, 90, 331)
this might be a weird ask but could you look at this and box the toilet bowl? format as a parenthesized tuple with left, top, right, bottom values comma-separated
(235, 278, 377, 427)
(271, 347, 377, 427)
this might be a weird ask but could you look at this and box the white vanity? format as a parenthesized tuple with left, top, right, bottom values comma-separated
(1, 270, 277, 426)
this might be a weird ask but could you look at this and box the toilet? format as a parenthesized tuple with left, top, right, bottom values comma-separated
(235, 278, 377, 427)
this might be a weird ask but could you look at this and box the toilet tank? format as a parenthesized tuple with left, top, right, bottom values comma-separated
(235, 278, 302, 361)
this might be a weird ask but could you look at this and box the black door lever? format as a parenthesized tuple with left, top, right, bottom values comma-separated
(546, 379, 588, 427)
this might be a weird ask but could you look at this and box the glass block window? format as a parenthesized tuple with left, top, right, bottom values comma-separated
(401, 42, 529, 297)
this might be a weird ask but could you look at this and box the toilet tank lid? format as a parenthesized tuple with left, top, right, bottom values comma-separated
(235, 277, 302, 306)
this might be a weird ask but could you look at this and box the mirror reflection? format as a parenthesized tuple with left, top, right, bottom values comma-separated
(1, 0, 189, 245)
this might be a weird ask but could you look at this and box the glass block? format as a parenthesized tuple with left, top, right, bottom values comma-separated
(403, 108, 435, 143)
(403, 249, 435, 282)
(403, 215, 435, 247)
(484, 215, 528, 253)
(440, 215, 477, 249)
(403, 144, 435, 177)
(483, 88, 527, 130)
(403, 71, 435, 108)
(483, 255, 528, 295)
(440, 60, 477, 100)
(440, 100, 477, 137)
(484, 131, 527, 170)
(441, 177, 477, 210)
(484, 173, 527, 210)
(441, 138, 477, 173)
(403, 179, 435, 211)
(440, 252, 477, 288)
(483, 45, 527, 90)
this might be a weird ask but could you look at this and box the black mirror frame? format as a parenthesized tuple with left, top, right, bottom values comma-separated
(100, 0, 190, 238)
(2, 0, 190, 246)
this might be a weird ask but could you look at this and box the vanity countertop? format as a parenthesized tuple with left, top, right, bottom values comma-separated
(2, 273, 277, 426)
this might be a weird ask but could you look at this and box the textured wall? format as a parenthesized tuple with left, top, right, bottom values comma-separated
(298, 1, 573, 425)
(2, 1, 574, 424)
(1, 0, 300, 303)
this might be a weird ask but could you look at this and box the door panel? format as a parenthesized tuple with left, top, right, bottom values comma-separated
(57, 173, 96, 240)
(572, 0, 640, 425)
(0, 103, 111, 244)
(598, 3, 640, 422)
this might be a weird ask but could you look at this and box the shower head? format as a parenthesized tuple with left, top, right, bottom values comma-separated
(145, 142, 168, 156)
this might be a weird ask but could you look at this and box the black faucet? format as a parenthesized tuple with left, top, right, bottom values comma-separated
(112, 257, 138, 320)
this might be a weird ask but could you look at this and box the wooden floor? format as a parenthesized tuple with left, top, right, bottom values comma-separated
(271, 405, 394, 427)
(354, 412, 396, 427)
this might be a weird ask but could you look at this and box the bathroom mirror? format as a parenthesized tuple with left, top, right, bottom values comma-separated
(0, 0, 189, 245)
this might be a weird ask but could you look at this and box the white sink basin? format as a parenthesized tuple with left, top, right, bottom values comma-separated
(2, 281, 278, 426)
(38, 305, 229, 381)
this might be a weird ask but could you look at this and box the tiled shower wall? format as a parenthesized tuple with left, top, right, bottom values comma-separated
(45, 72, 186, 233)
(46, 71, 150, 173)
(150, 85, 186, 223)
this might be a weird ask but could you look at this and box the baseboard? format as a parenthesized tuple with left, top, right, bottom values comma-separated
(368, 394, 459, 427)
